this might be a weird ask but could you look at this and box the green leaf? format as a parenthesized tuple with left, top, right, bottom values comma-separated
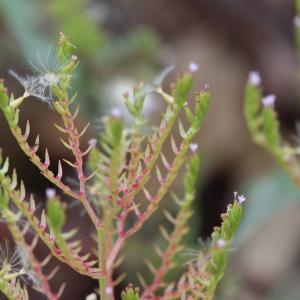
(121, 287, 140, 300)
(0, 80, 8, 109)
(173, 73, 194, 109)
(244, 83, 262, 136)
(47, 198, 66, 233)
(184, 154, 200, 195)
(104, 116, 124, 148)
(205, 202, 243, 295)
(57, 32, 76, 64)
(194, 90, 210, 128)
(0, 190, 9, 210)
(262, 107, 280, 150)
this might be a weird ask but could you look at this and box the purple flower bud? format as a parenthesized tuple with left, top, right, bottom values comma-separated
(190, 143, 198, 153)
(46, 188, 56, 198)
(248, 71, 261, 86)
(189, 62, 199, 73)
(262, 94, 276, 107)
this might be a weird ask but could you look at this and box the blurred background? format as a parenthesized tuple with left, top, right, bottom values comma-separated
(0, 0, 300, 299)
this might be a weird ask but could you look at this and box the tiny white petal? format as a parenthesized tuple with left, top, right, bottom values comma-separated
(204, 83, 210, 90)
(105, 286, 113, 295)
(238, 194, 246, 204)
(190, 143, 198, 153)
(233, 191, 238, 200)
(111, 107, 122, 118)
(86, 293, 97, 300)
(248, 71, 261, 86)
(189, 62, 199, 73)
(46, 188, 56, 198)
(216, 239, 226, 248)
(262, 94, 276, 107)
(294, 16, 300, 27)
(88, 138, 97, 148)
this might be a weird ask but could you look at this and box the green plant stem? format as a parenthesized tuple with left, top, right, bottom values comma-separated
(98, 228, 109, 300)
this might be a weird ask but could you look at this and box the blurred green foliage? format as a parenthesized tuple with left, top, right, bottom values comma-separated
(0, 0, 160, 117)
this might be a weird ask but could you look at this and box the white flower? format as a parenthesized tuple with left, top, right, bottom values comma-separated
(216, 239, 226, 248)
(88, 138, 97, 148)
(190, 143, 198, 153)
(234, 191, 246, 204)
(189, 62, 199, 73)
(248, 71, 261, 86)
(262, 94, 276, 107)
(86, 293, 97, 300)
(110, 107, 122, 118)
(294, 16, 300, 27)
(46, 188, 56, 198)
(105, 286, 113, 295)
